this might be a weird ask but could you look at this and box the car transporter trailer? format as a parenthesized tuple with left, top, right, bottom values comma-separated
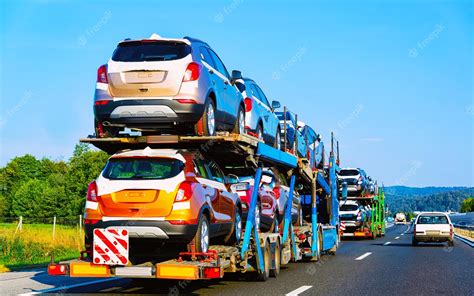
(48, 132, 345, 281)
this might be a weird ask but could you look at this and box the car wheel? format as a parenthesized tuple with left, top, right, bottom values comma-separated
(232, 106, 245, 135)
(270, 239, 281, 278)
(273, 127, 282, 150)
(447, 240, 454, 247)
(257, 241, 271, 281)
(255, 201, 261, 232)
(412, 238, 418, 246)
(196, 99, 216, 136)
(227, 209, 243, 245)
(256, 124, 264, 142)
(193, 215, 210, 253)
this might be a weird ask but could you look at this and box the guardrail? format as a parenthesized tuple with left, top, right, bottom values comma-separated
(453, 225, 474, 239)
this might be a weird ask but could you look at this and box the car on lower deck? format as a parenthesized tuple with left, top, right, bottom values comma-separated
(83, 147, 242, 263)
(94, 34, 245, 137)
(235, 169, 301, 233)
(412, 212, 454, 246)
(339, 200, 368, 232)
(234, 78, 282, 149)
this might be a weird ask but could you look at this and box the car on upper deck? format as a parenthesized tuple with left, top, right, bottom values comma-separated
(94, 34, 245, 138)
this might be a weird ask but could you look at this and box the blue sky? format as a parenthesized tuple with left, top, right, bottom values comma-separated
(0, 0, 472, 186)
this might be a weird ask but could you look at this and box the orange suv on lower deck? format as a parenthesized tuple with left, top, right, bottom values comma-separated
(84, 147, 242, 262)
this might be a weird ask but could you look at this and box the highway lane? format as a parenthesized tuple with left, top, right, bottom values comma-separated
(2, 225, 472, 295)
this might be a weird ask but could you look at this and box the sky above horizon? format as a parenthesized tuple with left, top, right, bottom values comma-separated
(0, 0, 472, 187)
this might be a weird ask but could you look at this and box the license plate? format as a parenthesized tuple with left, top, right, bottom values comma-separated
(93, 228, 129, 265)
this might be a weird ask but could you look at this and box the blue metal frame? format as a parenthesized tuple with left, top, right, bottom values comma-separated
(282, 175, 296, 244)
(256, 143, 298, 168)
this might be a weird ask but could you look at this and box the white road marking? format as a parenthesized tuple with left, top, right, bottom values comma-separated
(286, 285, 313, 296)
(101, 287, 122, 292)
(18, 278, 121, 295)
(355, 252, 372, 260)
(395, 236, 400, 240)
(401, 234, 404, 236)
(384, 242, 391, 246)
(122, 287, 143, 292)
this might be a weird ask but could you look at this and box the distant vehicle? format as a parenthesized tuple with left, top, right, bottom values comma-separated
(412, 212, 454, 247)
(235, 169, 301, 232)
(94, 34, 245, 137)
(234, 78, 281, 148)
(339, 200, 368, 233)
(275, 110, 307, 156)
(84, 147, 242, 263)
(337, 168, 369, 196)
(395, 213, 407, 224)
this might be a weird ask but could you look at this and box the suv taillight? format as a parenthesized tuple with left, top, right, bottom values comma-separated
(87, 181, 98, 202)
(244, 97, 253, 112)
(97, 65, 108, 84)
(182, 62, 201, 82)
(272, 187, 281, 200)
(175, 182, 194, 202)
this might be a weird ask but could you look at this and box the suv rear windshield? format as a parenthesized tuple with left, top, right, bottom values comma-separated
(103, 158, 184, 180)
(417, 215, 449, 224)
(112, 41, 191, 62)
(338, 169, 360, 176)
(340, 205, 359, 211)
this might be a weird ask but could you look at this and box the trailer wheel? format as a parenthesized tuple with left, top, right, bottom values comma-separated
(270, 240, 281, 278)
(257, 241, 271, 281)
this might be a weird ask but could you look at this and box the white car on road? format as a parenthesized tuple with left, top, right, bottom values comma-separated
(412, 212, 454, 247)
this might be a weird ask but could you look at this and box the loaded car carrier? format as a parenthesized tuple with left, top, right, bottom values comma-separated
(339, 187, 386, 239)
(48, 131, 345, 281)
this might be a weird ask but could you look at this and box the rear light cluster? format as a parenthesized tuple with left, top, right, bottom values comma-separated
(272, 187, 281, 199)
(87, 181, 98, 202)
(48, 264, 68, 276)
(97, 65, 108, 84)
(182, 62, 201, 82)
(244, 98, 253, 112)
(449, 224, 453, 237)
(175, 182, 193, 202)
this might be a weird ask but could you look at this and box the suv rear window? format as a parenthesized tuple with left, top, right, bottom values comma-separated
(112, 41, 191, 62)
(338, 169, 360, 176)
(340, 204, 359, 211)
(103, 158, 184, 180)
(417, 215, 449, 224)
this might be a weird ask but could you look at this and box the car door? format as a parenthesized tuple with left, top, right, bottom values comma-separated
(204, 160, 234, 224)
(192, 157, 221, 224)
(208, 49, 240, 125)
(199, 47, 227, 123)
(252, 84, 275, 141)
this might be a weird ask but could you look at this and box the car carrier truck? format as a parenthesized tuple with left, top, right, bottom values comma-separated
(47, 127, 346, 281)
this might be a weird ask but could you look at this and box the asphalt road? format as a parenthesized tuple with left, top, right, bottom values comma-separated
(1, 224, 473, 295)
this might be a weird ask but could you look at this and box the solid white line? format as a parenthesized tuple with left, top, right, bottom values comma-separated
(454, 235, 474, 247)
(395, 236, 400, 240)
(355, 252, 372, 260)
(286, 286, 313, 296)
(18, 278, 121, 295)
(384, 242, 391, 246)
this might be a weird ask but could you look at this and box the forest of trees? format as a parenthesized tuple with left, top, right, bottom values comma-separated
(385, 186, 474, 213)
(0, 144, 108, 218)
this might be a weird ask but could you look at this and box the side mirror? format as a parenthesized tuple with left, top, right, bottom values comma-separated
(225, 174, 240, 184)
(341, 182, 348, 201)
(271, 100, 281, 111)
(231, 70, 242, 83)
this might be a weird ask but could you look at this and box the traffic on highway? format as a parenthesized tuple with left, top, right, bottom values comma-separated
(1, 1, 473, 296)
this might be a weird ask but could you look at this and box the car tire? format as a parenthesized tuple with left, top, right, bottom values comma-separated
(412, 238, 418, 246)
(257, 241, 271, 282)
(192, 215, 210, 253)
(195, 99, 216, 136)
(274, 126, 282, 150)
(232, 105, 245, 135)
(269, 240, 281, 278)
(226, 209, 243, 246)
(256, 123, 264, 142)
(447, 240, 454, 247)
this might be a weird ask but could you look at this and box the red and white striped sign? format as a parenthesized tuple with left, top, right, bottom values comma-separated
(93, 228, 129, 265)
(340, 222, 346, 231)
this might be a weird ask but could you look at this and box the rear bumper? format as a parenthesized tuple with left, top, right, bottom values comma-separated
(414, 234, 453, 242)
(94, 99, 205, 128)
(85, 220, 198, 247)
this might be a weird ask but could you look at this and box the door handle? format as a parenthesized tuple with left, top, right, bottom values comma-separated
(209, 69, 214, 74)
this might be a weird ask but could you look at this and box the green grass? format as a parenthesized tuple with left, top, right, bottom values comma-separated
(0, 223, 83, 271)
